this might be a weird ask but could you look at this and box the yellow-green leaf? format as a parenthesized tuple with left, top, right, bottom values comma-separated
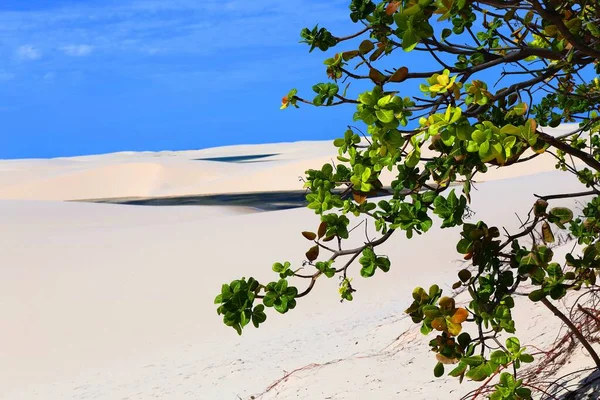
(500, 124, 521, 136)
(447, 320, 463, 336)
(512, 102, 528, 116)
(541, 222, 555, 243)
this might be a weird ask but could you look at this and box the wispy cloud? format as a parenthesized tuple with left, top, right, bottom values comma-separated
(0, 71, 15, 81)
(0, 0, 348, 83)
(16, 45, 41, 60)
(0, 1, 347, 56)
(0, 0, 357, 158)
(60, 44, 93, 57)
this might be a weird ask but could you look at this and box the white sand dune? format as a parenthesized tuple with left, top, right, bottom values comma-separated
(0, 133, 597, 399)
(0, 137, 563, 202)
(0, 142, 336, 201)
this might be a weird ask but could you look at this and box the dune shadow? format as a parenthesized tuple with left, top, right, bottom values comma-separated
(82, 190, 309, 211)
(544, 368, 600, 399)
(194, 153, 278, 163)
(78, 187, 399, 211)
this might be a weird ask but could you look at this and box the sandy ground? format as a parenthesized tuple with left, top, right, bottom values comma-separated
(0, 132, 598, 399)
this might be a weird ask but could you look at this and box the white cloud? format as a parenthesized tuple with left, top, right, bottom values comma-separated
(0, 0, 347, 58)
(0, 0, 348, 82)
(16, 45, 42, 60)
(0, 71, 15, 81)
(60, 44, 93, 56)
(145, 47, 162, 55)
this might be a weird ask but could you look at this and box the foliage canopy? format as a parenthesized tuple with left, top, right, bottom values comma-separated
(216, 1, 600, 398)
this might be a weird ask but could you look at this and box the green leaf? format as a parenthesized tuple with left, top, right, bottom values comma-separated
(274, 297, 289, 313)
(516, 387, 532, 397)
(275, 279, 288, 293)
(441, 28, 452, 41)
(423, 306, 441, 319)
(448, 362, 468, 377)
(333, 138, 345, 147)
(403, 4, 422, 16)
(536, 246, 553, 264)
(478, 140, 490, 159)
(402, 29, 419, 51)
(490, 350, 510, 365)
(549, 207, 574, 224)
(360, 263, 376, 278)
(233, 323, 242, 335)
(252, 312, 266, 328)
(422, 191, 438, 203)
(434, 361, 444, 377)
(405, 148, 421, 168)
(285, 286, 298, 297)
(546, 263, 563, 280)
(376, 108, 395, 123)
(429, 284, 440, 298)
(358, 92, 376, 106)
(506, 337, 521, 353)
(361, 167, 372, 182)
(420, 324, 433, 335)
(421, 218, 433, 232)
(519, 252, 539, 272)
(461, 355, 484, 366)
(523, 118, 538, 145)
(240, 309, 248, 327)
(500, 124, 521, 136)
(457, 332, 471, 348)
(377, 257, 391, 272)
(512, 102, 528, 116)
(471, 129, 487, 144)
(456, 239, 472, 254)
(549, 284, 567, 300)
(520, 353, 534, 363)
(466, 363, 493, 381)
(272, 262, 284, 273)
(263, 292, 276, 307)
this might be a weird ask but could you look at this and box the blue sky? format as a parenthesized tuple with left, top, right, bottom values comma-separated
(0, 0, 361, 158)
(2, 2, 590, 159)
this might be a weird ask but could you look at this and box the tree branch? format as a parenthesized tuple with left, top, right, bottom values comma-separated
(537, 131, 600, 173)
(534, 190, 598, 201)
(540, 297, 600, 369)
(530, 0, 600, 59)
(295, 229, 396, 298)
